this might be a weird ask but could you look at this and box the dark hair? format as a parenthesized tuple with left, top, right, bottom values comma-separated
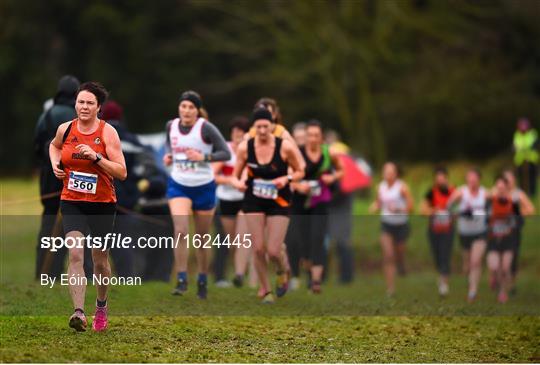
(434, 166, 448, 176)
(78, 82, 108, 106)
(251, 108, 273, 124)
(254, 97, 283, 125)
(229, 116, 250, 133)
(180, 90, 202, 110)
(306, 119, 323, 131)
(55, 75, 80, 105)
(468, 167, 482, 179)
(495, 173, 509, 185)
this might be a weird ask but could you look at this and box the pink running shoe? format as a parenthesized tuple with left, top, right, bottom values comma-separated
(69, 310, 87, 332)
(497, 291, 508, 304)
(92, 306, 108, 332)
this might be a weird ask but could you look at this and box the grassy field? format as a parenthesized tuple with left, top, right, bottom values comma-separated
(1, 174, 539, 362)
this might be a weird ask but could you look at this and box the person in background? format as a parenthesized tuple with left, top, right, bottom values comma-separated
(501, 169, 535, 295)
(324, 129, 355, 283)
(33, 75, 80, 280)
(485, 175, 520, 303)
(291, 122, 307, 148)
(513, 118, 538, 197)
(135, 144, 173, 282)
(288, 120, 344, 293)
(286, 120, 307, 290)
(325, 129, 350, 155)
(447, 168, 489, 303)
(101, 100, 145, 278)
(420, 167, 455, 297)
(369, 162, 414, 297)
(248, 97, 287, 139)
(212, 116, 251, 288)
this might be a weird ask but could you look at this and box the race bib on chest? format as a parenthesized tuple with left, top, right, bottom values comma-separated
(308, 180, 322, 197)
(176, 160, 199, 172)
(492, 219, 512, 237)
(432, 210, 451, 232)
(68, 171, 98, 194)
(253, 179, 278, 200)
(174, 155, 199, 173)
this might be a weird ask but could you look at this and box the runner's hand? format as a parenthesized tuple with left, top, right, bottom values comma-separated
(185, 149, 204, 161)
(272, 176, 289, 189)
(163, 153, 173, 166)
(295, 181, 311, 194)
(320, 173, 335, 186)
(232, 178, 247, 192)
(52, 162, 66, 179)
(76, 144, 97, 161)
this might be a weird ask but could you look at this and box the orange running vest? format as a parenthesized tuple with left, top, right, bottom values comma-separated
(60, 119, 116, 203)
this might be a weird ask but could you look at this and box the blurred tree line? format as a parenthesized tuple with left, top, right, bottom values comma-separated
(1, 0, 539, 173)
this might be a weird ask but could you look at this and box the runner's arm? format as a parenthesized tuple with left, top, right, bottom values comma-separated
(201, 122, 231, 162)
(212, 161, 230, 185)
(330, 149, 345, 181)
(280, 129, 306, 171)
(49, 122, 70, 179)
(163, 120, 173, 166)
(282, 139, 305, 183)
(420, 189, 434, 215)
(231, 140, 248, 191)
(94, 124, 127, 180)
(401, 184, 415, 214)
(368, 195, 380, 214)
(519, 191, 536, 215)
(446, 188, 463, 210)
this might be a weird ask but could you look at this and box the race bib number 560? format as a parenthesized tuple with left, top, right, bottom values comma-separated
(68, 171, 98, 194)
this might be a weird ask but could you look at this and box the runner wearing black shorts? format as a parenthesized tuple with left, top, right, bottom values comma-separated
(287, 120, 343, 294)
(486, 175, 520, 303)
(49, 82, 126, 332)
(232, 108, 304, 303)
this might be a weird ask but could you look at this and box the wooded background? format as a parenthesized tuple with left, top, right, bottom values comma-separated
(2, 0, 539, 173)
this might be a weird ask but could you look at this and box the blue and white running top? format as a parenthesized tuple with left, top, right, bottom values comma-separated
(169, 117, 214, 187)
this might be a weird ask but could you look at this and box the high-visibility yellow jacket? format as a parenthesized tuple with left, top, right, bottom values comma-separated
(514, 129, 539, 165)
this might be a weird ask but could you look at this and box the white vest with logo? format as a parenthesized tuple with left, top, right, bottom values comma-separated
(457, 186, 487, 235)
(169, 117, 214, 187)
(379, 180, 408, 225)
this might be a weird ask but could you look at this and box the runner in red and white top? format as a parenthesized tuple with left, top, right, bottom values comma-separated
(420, 166, 455, 297)
(212, 116, 251, 288)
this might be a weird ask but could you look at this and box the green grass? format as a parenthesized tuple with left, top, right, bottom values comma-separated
(1, 175, 540, 362)
(1, 316, 538, 363)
